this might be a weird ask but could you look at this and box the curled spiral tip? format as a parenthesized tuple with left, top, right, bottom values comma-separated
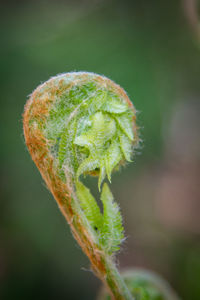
(24, 72, 138, 187)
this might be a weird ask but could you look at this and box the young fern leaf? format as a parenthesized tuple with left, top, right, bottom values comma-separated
(115, 113, 134, 141)
(119, 133, 133, 162)
(76, 181, 103, 231)
(100, 183, 124, 254)
(23, 72, 139, 300)
(76, 180, 124, 254)
(58, 127, 69, 167)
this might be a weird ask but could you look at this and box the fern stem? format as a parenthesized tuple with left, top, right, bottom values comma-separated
(103, 257, 134, 300)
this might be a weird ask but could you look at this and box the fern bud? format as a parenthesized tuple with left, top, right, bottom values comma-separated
(24, 72, 138, 186)
(23, 72, 139, 300)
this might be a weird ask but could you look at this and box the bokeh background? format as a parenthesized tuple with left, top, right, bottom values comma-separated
(1, 0, 200, 299)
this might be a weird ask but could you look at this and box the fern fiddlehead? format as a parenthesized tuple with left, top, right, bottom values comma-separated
(23, 72, 138, 300)
(23, 72, 179, 300)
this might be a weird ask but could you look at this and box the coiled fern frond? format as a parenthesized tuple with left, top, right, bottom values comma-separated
(23, 72, 179, 300)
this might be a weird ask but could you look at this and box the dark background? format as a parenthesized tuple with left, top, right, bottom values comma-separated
(1, 1, 200, 299)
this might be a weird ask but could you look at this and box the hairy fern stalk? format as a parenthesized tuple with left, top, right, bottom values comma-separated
(23, 72, 179, 300)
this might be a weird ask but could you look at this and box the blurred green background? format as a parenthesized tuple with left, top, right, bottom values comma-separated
(1, 0, 200, 299)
